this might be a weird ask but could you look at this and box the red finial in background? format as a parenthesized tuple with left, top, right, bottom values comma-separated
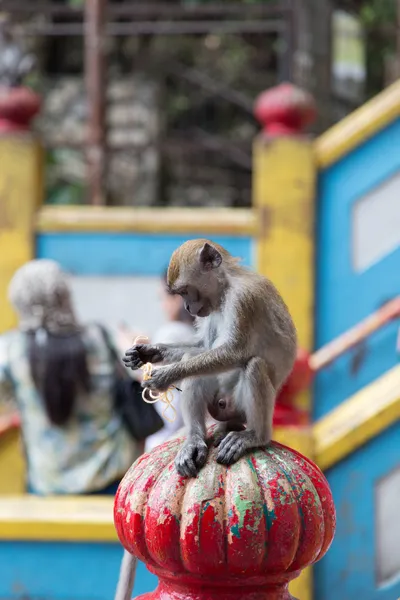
(274, 348, 314, 426)
(114, 428, 336, 600)
(254, 83, 317, 137)
(0, 87, 41, 133)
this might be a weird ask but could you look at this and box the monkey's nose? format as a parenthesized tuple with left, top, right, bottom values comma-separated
(185, 303, 190, 312)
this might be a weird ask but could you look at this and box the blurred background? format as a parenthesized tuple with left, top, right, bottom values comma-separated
(0, 0, 378, 210)
(0, 2, 399, 600)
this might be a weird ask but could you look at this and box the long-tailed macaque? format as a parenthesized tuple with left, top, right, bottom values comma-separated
(123, 239, 297, 478)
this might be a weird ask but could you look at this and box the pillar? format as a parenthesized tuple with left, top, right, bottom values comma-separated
(253, 83, 317, 412)
(253, 83, 318, 600)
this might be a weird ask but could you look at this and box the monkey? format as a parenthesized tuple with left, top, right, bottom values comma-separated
(123, 239, 297, 478)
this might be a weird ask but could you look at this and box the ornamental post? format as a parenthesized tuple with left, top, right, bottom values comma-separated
(114, 428, 336, 600)
(253, 83, 318, 423)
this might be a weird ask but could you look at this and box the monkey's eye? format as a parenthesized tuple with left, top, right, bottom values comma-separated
(176, 287, 188, 297)
(218, 399, 227, 410)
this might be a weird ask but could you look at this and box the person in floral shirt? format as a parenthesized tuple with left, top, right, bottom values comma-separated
(0, 259, 139, 495)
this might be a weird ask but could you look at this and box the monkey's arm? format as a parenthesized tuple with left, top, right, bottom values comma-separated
(157, 341, 203, 364)
(143, 343, 245, 391)
(174, 345, 243, 377)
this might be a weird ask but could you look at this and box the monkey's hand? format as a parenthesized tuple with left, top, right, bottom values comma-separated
(175, 435, 208, 478)
(123, 344, 165, 370)
(141, 366, 176, 393)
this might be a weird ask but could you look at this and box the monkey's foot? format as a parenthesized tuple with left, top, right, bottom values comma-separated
(175, 436, 208, 478)
(216, 430, 264, 465)
(212, 422, 246, 448)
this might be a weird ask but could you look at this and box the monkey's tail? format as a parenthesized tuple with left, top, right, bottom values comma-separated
(114, 549, 137, 600)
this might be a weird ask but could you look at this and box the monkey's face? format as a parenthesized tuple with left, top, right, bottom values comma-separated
(168, 241, 224, 317)
(177, 284, 212, 318)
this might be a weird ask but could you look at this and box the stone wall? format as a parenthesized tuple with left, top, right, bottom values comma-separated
(35, 75, 160, 206)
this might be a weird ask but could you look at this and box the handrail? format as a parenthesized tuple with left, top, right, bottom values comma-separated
(314, 78, 400, 169)
(310, 297, 400, 372)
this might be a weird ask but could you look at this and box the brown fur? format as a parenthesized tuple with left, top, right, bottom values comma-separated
(167, 239, 233, 288)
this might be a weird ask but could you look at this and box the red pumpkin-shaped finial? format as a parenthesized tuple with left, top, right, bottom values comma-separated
(254, 83, 317, 137)
(114, 428, 335, 600)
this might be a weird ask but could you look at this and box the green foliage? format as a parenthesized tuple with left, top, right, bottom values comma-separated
(45, 149, 85, 206)
(183, 0, 274, 3)
(359, 0, 396, 97)
(360, 0, 395, 25)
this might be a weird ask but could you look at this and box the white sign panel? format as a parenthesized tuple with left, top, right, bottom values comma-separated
(376, 465, 400, 584)
(352, 170, 400, 272)
(68, 275, 167, 343)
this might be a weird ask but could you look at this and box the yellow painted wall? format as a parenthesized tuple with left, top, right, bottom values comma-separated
(0, 133, 42, 493)
(253, 136, 316, 414)
(0, 495, 116, 541)
(274, 425, 314, 457)
(0, 134, 43, 333)
(0, 427, 25, 495)
(253, 136, 316, 352)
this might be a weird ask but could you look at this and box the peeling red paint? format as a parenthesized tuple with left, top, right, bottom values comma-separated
(114, 429, 336, 600)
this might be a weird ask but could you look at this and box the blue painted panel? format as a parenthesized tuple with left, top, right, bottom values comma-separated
(315, 118, 400, 418)
(0, 542, 157, 600)
(315, 420, 400, 600)
(36, 233, 253, 276)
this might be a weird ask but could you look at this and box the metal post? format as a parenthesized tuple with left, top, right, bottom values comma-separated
(279, 0, 295, 83)
(84, 0, 106, 206)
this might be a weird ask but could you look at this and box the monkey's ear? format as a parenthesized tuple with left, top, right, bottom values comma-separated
(199, 243, 222, 271)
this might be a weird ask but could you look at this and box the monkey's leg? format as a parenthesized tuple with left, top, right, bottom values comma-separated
(175, 375, 218, 478)
(216, 358, 275, 466)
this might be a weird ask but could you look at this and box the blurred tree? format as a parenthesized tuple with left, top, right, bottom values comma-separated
(359, 0, 396, 97)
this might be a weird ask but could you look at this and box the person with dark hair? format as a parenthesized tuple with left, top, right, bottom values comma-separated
(0, 259, 139, 496)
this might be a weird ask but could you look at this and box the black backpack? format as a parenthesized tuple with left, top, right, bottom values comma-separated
(99, 325, 164, 442)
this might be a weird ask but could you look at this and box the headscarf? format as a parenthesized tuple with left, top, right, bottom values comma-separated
(8, 259, 78, 334)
